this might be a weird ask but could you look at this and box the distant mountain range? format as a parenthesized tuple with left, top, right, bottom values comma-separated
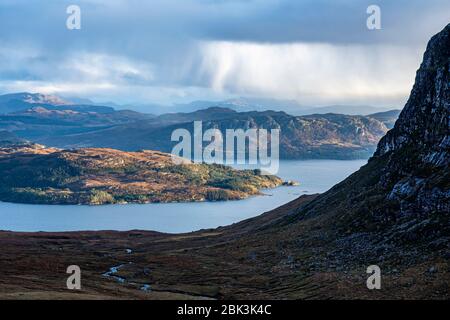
(366, 109, 402, 129)
(0, 92, 153, 116)
(0, 92, 395, 115)
(126, 97, 395, 116)
(0, 92, 400, 160)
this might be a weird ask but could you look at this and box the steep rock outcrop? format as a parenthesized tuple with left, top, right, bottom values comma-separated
(373, 24, 449, 217)
(289, 24, 449, 258)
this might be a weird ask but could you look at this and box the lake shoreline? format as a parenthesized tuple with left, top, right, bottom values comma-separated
(0, 159, 367, 233)
(0, 182, 295, 207)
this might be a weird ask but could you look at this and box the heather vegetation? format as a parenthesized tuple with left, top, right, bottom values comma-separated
(0, 144, 282, 205)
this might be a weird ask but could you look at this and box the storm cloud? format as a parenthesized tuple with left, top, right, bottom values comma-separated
(0, 0, 449, 108)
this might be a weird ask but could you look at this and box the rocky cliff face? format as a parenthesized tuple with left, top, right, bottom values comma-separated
(373, 24, 449, 217)
(376, 26, 449, 159)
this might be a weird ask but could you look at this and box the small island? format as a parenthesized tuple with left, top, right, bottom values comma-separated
(0, 143, 283, 205)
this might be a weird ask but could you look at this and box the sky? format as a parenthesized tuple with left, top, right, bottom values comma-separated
(0, 0, 449, 110)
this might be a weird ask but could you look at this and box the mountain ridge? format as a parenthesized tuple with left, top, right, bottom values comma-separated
(24, 106, 391, 159)
(0, 92, 400, 159)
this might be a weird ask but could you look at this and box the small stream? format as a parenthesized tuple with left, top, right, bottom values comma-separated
(102, 262, 152, 292)
(102, 264, 128, 284)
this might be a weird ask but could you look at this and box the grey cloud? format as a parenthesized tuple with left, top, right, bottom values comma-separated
(0, 0, 449, 105)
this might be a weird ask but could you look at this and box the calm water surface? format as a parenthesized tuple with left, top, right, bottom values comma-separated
(0, 160, 366, 232)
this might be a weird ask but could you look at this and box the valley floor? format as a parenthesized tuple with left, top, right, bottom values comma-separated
(0, 195, 447, 300)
